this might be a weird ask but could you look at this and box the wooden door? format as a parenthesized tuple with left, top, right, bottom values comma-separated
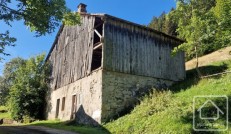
(71, 95, 77, 119)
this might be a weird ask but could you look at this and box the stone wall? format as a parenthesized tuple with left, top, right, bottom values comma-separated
(47, 69, 175, 125)
(101, 70, 174, 122)
(47, 69, 103, 125)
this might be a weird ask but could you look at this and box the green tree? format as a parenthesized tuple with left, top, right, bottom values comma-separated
(8, 54, 50, 121)
(0, 0, 80, 59)
(0, 31, 16, 61)
(213, 0, 231, 46)
(149, 9, 178, 36)
(0, 57, 25, 105)
(149, 17, 159, 31)
(148, 0, 230, 77)
(164, 8, 178, 36)
(148, 12, 166, 33)
(158, 12, 166, 32)
(173, 0, 217, 76)
(0, 76, 5, 105)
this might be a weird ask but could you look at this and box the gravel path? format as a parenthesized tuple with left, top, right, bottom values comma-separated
(0, 126, 78, 134)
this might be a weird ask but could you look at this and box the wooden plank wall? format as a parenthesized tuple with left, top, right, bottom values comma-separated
(103, 17, 185, 81)
(49, 16, 95, 89)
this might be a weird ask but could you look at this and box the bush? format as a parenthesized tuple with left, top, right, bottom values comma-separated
(8, 54, 50, 122)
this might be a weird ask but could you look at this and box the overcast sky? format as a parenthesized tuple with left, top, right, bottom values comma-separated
(0, 0, 176, 75)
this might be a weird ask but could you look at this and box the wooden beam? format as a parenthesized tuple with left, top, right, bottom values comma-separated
(94, 29, 102, 38)
(201, 71, 231, 78)
(93, 43, 102, 50)
(93, 42, 101, 47)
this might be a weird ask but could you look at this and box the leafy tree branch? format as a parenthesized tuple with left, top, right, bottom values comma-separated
(0, 0, 80, 60)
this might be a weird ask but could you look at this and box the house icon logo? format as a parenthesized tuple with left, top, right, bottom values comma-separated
(193, 95, 228, 131)
(197, 99, 224, 120)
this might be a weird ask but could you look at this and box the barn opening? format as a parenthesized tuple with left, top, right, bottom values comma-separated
(91, 17, 103, 71)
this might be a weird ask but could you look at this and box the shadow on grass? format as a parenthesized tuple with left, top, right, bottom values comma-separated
(29, 120, 111, 134)
(170, 63, 228, 92)
(180, 95, 231, 134)
(29, 105, 111, 134)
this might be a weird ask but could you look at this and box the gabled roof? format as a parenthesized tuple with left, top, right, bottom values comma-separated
(46, 13, 184, 61)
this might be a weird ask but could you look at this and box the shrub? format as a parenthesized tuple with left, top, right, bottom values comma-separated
(8, 54, 50, 122)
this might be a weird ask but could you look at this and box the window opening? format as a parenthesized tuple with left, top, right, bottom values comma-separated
(91, 17, 103, 71)
(61, 97, 65, 111)
(55, 99, 60, 118)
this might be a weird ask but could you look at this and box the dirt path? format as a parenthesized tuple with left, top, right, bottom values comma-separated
(0, 126, 78, 134)
(186, 46, 231, 70)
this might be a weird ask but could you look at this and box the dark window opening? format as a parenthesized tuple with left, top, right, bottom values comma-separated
(91, 48, 102, 71)
(91, 17, 103, 71)
(61, 97, 65, 111)
(55, 99, 60, 118)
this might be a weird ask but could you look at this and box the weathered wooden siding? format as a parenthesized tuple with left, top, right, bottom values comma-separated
(103, 16, 185, 81)
(49, 16, 95, 89)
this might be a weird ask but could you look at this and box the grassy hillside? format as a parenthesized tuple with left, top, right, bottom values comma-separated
(105, 60, 231, 133)
(186, 46, 231, 70)
(4, 60, 231, 134)
(29, 60, 231, 134)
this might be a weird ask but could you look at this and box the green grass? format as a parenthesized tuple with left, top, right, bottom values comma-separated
(29, 120, 109, 134)
(0, 106, 11, 119)
(104, 60, 231, 134)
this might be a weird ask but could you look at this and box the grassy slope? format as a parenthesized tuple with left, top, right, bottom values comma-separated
(186, 46, 231, 70)
(29, 60, 231, 134)
(105, 60, 231, 133)
(6, 60, 231, 134)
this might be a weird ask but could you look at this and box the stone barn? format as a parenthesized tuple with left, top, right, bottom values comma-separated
(46, 3, 185, 125)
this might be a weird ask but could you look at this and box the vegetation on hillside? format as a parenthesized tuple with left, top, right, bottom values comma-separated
(149, 0, 231, 61)
(0, 0, 230, 133)
(105, 60, 231, 133)
(17, 59, 231, 133)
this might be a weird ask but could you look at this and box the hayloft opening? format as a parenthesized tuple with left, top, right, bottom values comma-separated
(91, 17, 103, 71)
